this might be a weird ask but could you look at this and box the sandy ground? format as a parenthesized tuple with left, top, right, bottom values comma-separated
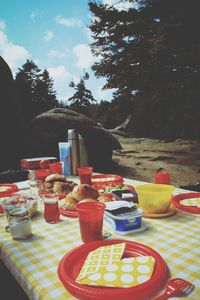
(111, 136, 200, 188)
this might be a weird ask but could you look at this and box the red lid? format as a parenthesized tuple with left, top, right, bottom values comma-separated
(20, 157, 57, 170)
(57, 239, 168, 300)
(172, 192, 200, 214)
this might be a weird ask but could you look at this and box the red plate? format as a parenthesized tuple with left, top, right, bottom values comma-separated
(57, 239, 168, 300)
(172, 192, 200, 214)
(92, 174, 123, 190)
(59, 208, 78, 218)
(0, 184, 19, 213)
(0, 183, 19, 197)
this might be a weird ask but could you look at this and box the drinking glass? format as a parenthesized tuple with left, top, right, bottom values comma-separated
(76, 201, 106, 243)
(77, 167, 93, 185)
(42, 193, 60, 223)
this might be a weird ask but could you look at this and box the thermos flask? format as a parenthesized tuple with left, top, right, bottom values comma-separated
(68, 129, 80, 176)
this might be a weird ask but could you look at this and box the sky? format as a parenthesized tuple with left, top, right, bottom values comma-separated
(0, 0, 132, 104)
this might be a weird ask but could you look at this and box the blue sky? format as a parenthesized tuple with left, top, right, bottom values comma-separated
(0, 0, 131, 103)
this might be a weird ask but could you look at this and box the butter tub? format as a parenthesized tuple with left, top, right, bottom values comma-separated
(104, 207, 144, 235)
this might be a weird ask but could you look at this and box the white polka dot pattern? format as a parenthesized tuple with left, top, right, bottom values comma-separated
(77, 251, 155, 287)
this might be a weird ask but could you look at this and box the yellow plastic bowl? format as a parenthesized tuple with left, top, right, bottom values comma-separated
(134, 184, 175, 214)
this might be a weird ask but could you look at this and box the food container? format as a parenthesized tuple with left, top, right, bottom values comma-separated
(20, 157, 57, 170)
(9, 207, 32, 240)
(134, 183, 175, 214)
(2, 193, 38, 218)
(111, 189, 138, 203)
(91, 174, 123, 191)
(0, 183, 19, 214)
(104, 201, 144, 235)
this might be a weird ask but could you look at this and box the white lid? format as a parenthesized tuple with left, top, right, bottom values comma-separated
(105, 200, 136, 211)
(105, 208, 143, 220)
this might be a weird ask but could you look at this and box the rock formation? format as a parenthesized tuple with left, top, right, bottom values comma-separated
(22, 108, 122, 172)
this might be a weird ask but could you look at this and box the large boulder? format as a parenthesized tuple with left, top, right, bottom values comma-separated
(0, 56, 22, 172)
(22, 108, 122, 172)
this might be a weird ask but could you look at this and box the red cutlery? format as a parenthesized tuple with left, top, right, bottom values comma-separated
(154, 278, 194, 299)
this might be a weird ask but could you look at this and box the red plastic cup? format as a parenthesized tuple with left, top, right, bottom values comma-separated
(76, 202, 106, 243)
(42, 193, 60, 223)
(49, 162, 63, 174)
(34, 169, 50, 181)
(77, 167, 93, 185)
(154, 171, 171, 185)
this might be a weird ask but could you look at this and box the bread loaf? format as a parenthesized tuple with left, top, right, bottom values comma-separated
(71, 184, 99, 202)
(45, 173, 67, 182)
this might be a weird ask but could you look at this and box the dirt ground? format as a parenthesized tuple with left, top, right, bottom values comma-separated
(111, 136, 200, 188)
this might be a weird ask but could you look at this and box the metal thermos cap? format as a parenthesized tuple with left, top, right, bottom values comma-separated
(68, 129, 77, 140)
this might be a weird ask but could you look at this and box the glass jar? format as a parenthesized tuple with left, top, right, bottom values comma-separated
(9, 207, 32, 240)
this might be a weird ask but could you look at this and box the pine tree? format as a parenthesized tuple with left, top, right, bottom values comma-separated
(33, 69, 58, 116)
(68, 78, 96, 115)
(15, 60, 58, 121)
(89, 0, 200, 139)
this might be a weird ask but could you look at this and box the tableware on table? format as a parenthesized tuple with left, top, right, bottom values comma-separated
(2, 193, 38, 219)
(57, 239, 168, 300)
(172, 192, 200, 214)
(154, 277, 194, 300)
(39, 159, 50, 169)
(1, 194, 22, 222)
(91, 174, 124, 191)
(75, 201, 106, 243)
(59, 207, 78, 218)
(34, 169, 50, 181)
(0, 183, 19, 213)
(8, 206, 32, 240)
(143, 206, 176, 218)
(134, 184, 175, 215)
(42, 193, 60, 223)
(154, 171, 171, 185)
(77, 167, 93, 185)
(49, 162, 63, 174)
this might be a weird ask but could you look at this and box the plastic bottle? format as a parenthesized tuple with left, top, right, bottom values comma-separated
(58, 142, 71, 176)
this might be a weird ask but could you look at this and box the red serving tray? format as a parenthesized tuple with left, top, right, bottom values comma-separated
(172, 192, 200, 214)
(57, 239, 168, 300)
(91, 174, 124, 190)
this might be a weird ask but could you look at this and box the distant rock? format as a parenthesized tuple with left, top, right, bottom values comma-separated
(22, 108, 122, 172)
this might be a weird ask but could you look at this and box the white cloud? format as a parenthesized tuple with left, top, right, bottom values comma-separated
(42, 30, 54, 42)
(47, 65, 79, 101)
(83, 27, 94, 43)
(30, 10, 40, 22)
(48, 49, 69, 58)
(94, 84, 115, 102)
(72, 44, 95, 69)
(55, 15, 82, 27)
(102, 0, 133, 10)
(0, 29, 30, 73)
(0, 20, 6, 31)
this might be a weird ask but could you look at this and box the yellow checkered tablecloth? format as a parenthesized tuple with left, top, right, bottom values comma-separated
(0, 179, 200, 300)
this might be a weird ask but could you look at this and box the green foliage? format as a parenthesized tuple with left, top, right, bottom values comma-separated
(88, 0, 200, 139)
(15, 60, 59, 122)
(68, 78, 96, 116)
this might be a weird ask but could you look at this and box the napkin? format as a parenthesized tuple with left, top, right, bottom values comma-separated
(180, 198, 200, 207)
(77, 243, 126, 281)
(76, 243, 155, 288)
